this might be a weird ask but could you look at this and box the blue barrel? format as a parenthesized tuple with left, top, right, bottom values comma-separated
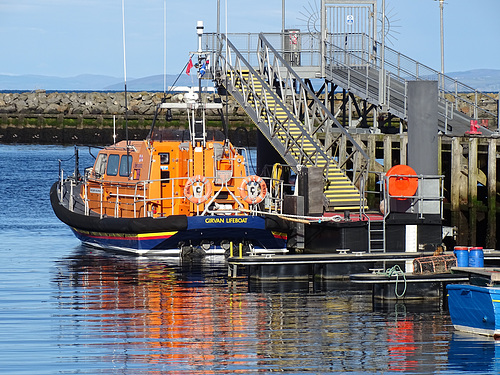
(469, 247, 484, 267)
(454, 246, 469, 267)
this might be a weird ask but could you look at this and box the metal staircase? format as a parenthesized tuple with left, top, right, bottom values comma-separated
(212, 34, 369, 212)
(205, 31, 498, 136)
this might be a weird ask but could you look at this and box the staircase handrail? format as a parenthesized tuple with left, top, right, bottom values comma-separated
(205, 32, 497, 128)
(257, 33, 370, 169)
(328, 32, 497, 124)
(213, 34, 333, 169)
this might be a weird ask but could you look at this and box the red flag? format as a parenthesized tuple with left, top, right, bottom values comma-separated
(186, 58, 193, 75)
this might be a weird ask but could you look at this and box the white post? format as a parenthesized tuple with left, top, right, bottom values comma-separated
(113, 115, 116, 144)
(197, 20, 204, 53)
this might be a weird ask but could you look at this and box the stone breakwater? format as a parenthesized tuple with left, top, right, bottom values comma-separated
(0, 90, 498, 144)
(0, 90, 251, 117)
(0, 91, 253, 144)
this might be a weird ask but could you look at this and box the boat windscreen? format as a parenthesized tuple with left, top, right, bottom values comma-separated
(119, 155, 133, 177)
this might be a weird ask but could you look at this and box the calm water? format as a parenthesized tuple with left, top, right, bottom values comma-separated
(1, 144, 499, 374)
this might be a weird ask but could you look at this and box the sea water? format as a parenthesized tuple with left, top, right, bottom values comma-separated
(1, 144, 499, 374)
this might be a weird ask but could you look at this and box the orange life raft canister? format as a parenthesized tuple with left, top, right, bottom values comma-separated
(386, 165, 418, 199)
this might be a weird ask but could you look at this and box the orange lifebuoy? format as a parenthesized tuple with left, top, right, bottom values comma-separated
(184, 175, 213, 205)
(386, 165, 418, 199)
(239, 175, 267, 205)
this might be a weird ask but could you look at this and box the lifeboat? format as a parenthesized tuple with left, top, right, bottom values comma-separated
(50, 69, 288, 256)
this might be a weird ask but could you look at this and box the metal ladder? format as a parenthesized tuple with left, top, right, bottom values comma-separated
(368, 217, 385, 252)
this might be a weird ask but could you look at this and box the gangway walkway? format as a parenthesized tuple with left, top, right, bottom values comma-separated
(326, 33, 498, 135)
(204, 32, 498, 136)
(203, 29, 498, 210)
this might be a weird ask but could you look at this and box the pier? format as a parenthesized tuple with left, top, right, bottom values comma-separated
(2, 2, 500, 261)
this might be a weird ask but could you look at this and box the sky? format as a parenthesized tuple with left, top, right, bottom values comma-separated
(0, 0, 498, 79)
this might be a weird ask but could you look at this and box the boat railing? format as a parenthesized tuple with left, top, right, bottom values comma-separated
(60, 170, 283, 219)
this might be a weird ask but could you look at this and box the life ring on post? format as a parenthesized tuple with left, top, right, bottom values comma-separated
(239, 175, 267, 205)
(386, 165, 418, 199)
(184, 175, 213, 205)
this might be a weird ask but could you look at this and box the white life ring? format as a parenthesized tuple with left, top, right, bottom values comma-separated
(239, 175, 267, 205)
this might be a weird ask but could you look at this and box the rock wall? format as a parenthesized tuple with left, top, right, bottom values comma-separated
(0, 90, 247, 116)
(0, 90, 498, 144)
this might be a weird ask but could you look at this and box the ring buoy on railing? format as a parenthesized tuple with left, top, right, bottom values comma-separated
(239, 175, 267, 205)
(184, 175, 213, 205)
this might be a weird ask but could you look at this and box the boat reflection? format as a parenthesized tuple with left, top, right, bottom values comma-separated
(50, 246, 454, 373)
(447, 332, 500, 373)
(52, 246, 258, 373)
(373, 300, 449, 373)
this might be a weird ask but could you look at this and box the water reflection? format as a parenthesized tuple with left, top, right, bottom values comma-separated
(52, 246, 255, 373)
(448, 332, 500, 373)
(51, 246, 459, 373)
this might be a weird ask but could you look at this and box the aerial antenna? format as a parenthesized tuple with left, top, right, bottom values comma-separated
(121, 0, 130, 174)
(224, 0, 229, 144)
(163, 0, 167, 96)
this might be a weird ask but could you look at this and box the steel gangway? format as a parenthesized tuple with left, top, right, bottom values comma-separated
(210, 33, 370, 212)
(204, 31, 498, 137)
(326, 33, 498, 136)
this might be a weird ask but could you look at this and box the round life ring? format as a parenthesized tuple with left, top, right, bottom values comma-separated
(386, 165, 418, 199)
(184, 175, 213, 204)
(239, 175, 267, 205)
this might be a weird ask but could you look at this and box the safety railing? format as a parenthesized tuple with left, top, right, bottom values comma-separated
(204, 32, 498, 129)
(57, 170, 284, 220)
(327, 32, 498, 127)
(380, 173, 445, 220)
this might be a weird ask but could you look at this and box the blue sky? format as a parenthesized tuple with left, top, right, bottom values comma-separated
(0, 0, 498, 79)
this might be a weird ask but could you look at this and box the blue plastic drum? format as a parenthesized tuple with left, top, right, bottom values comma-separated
(454, 246, 469, 267)
(469, 247, 484, 267)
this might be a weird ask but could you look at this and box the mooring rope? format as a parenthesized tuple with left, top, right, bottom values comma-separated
(378, 265, 407, 298)
(238, 207, 343, 224)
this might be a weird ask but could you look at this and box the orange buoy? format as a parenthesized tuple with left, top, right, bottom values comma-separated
(386, 165, 418, 199)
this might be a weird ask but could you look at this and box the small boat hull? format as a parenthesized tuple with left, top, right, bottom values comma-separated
(447, 284, 500, 338)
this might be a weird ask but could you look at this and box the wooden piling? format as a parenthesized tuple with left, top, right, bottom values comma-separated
(487, 138, 497, 249)
(468, 138, 478, 245)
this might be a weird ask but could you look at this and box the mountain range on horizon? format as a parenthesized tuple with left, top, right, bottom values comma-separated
(0, 69, 499, 92)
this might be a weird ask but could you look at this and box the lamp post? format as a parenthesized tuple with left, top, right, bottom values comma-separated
(282, 0, 285, 53)
(439, 0, 445, 91)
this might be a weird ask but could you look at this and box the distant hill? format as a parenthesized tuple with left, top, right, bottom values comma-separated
(104, 74, 196, 91)
(0, 74, 123, 91)
(0, 69, 499, 92)
(446, 69, 500, 93)
(0, 73, 195, 92)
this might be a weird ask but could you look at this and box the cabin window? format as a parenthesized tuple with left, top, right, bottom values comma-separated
(94, 153, 107, 178)
(119, 155, 133, 177)
(106, 154, 120, 176)
(159, 153, 170, 164)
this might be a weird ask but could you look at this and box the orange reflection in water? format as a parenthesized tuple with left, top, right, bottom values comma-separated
(386, 319, 419, 372)
(58, 252, 261, 373)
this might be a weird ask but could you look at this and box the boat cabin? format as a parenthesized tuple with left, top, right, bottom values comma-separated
(84, 138, 253, 219)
